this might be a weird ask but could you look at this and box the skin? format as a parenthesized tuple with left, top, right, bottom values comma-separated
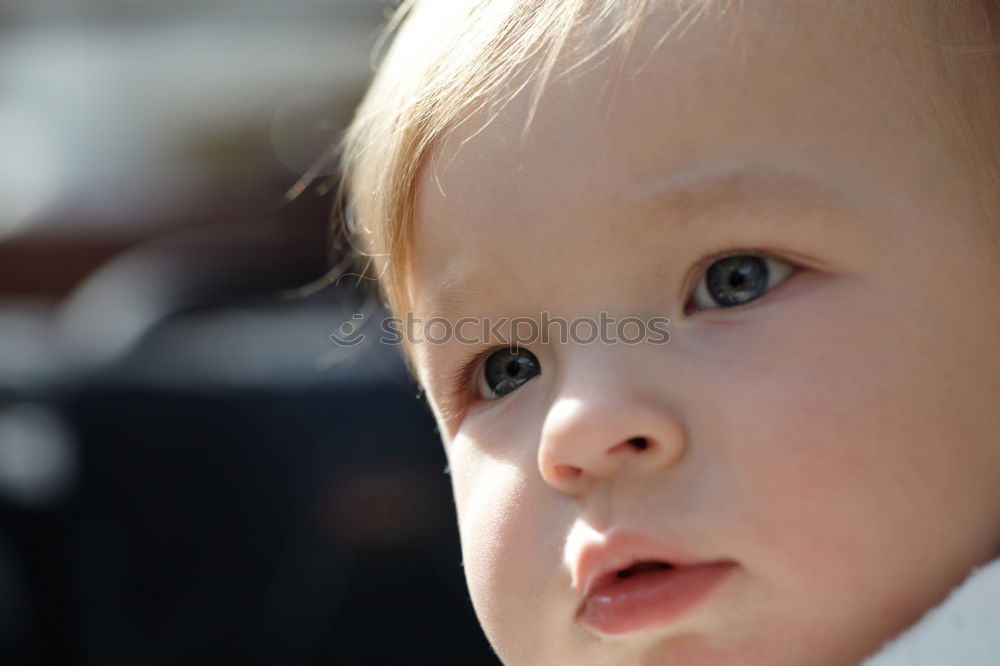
(403, 2, 1000, 665)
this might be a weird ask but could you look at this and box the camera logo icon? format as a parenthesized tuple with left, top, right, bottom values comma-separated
(330, 313, 366, 347)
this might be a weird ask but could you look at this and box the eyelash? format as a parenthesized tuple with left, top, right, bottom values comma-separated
(444, 248, 801, 408)
(446, 344, 501, 411)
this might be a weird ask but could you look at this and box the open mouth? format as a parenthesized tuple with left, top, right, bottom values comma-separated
(616, 561, 675, 580)
(580, 559, 735, 635)
(586, 560, 678, 593)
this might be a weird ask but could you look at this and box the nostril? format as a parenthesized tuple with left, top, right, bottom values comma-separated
(627, 436, 649, 451)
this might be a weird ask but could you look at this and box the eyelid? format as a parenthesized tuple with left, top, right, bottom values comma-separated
(682, 247, 800, 314)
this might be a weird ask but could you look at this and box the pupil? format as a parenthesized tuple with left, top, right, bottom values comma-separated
(705, 255, 769, 307)
(506, 359, 521, 376)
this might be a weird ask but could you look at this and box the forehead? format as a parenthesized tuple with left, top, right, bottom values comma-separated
(410, 1, 936, 271)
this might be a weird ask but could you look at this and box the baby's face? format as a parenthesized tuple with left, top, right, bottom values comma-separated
(406, 3, 1000, 665)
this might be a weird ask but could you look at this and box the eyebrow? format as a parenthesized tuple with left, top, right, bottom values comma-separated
(422, 269, 510, 322)
(627, 163, 859, 230)
(422, 164, 859, 321)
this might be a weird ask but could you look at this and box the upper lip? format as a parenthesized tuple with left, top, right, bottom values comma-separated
(571, 530, 729, 601)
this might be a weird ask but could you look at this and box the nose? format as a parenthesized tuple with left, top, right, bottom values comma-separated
(537, 391, 687, 496)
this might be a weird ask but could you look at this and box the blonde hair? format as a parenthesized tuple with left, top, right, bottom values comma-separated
(336, 0, 1000, 331)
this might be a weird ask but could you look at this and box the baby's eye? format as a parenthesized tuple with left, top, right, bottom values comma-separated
(477, 347, 542, 400)
(688, 253, 795, 312)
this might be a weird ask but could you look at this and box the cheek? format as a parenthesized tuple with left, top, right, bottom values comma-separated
(448, 433, 569, 659)
(695, 284, 1000, 645)
(452, 454, 529, 594)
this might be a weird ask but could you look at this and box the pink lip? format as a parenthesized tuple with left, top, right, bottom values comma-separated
(572, 531, 736, 636)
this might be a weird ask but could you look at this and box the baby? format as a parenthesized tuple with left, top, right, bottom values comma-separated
(336, 1, 1000, 664)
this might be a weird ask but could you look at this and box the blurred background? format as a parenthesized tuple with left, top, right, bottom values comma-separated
(0, 1, 499, 664)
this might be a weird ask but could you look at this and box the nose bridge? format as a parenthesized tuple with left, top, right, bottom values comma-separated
(537, 349, 687, 495)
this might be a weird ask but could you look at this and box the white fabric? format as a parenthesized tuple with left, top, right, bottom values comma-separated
(858, 556, 1000, 665)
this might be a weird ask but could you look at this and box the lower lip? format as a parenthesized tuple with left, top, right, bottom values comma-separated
(579, 562, 735, 636)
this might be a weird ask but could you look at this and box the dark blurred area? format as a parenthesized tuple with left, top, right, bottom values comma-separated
(0, 2, 499, 664)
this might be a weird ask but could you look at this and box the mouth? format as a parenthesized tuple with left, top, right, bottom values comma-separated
(578, 558, 734, 636)
(569, 530, 736, 638)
